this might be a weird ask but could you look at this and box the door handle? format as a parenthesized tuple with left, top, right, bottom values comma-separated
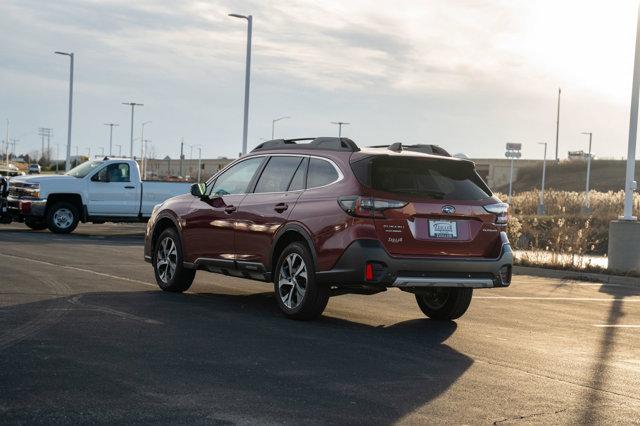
(224, 205, 237, 214)
(124, 185, 135, 189)
(274, 203, 288, 213)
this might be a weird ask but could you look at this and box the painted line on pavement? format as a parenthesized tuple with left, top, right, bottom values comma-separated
(475, 296, 640, 302)
(0, 252, 156, 288)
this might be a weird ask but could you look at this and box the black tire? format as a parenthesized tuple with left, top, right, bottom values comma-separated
(274, 242, 329, 320)
(415, 288, 473, 320)
(153, 228, 195, 293)
(24, 218, 48, 230)
(46, 202, 79, 234)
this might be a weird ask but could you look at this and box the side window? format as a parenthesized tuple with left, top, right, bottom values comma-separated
(254, 156, 303, 193)
(307, 158, 339, 188)
(208, 157, 264, 196)
(288, 158, 308, 191)
(91, 163, 130, 183)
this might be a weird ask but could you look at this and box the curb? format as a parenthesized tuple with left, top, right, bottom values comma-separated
(513, 265, 640, 286)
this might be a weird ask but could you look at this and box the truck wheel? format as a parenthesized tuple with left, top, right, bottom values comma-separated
(25, 218, 47, 230)
(153, 228, 195, 293)
(46, 202, 79, 234)
(415, 288, 473, 320)
(274, 242, 329, 320)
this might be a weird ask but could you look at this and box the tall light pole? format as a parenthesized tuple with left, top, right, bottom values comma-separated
(104, 123, 118, 156)
(197, 146, 202, 183)
(271, 116, 290, 139)
(140, 121, 151, 176)
(331, 121, 350, 138)
(555, 88, 561, 161)
(4, 119, 8, 165)
(122, 102, 143, 159)
(229, 13, 252, 155)
(143, 139, 151, 180)
(537, 142, 548, 215)
(581, 132, 593, 213)
(54, 51, 74, 171)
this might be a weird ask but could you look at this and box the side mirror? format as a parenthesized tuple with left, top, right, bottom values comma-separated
(190, 183, 207, 198)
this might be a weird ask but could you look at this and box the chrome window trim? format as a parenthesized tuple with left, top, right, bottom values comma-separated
(205, 154, 344, 196)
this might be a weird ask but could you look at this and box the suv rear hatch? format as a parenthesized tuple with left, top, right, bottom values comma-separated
(349, 154, 507, 258)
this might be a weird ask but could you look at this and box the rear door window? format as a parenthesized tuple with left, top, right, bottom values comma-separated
(254, 156, 304, 193)
(307, 158, 339, 189)
(351, 156, 491, 200)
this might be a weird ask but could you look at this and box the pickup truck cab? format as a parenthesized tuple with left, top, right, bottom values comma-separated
(5, 158, 192, 233)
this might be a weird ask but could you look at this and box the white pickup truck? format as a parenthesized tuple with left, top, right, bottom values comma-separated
(4, 158, 192, 233)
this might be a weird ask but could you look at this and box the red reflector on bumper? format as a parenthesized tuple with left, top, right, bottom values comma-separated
(365, 263, 374, 281)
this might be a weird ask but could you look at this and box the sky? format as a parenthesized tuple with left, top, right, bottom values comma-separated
(1, 0, 639, 161)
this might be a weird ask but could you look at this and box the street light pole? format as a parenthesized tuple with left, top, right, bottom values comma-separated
(271, 116, 291, 139)
(104, 123, 119, 156)
(581, 132, 593, 212)
(122, 102, 143, 159)
(537, 142, 547, 215)
(54, 51, 74, 171)
(331, 121, 350, 138)
(555, 88, 561, 161)
(229, 13, 252, 155)
(197, 147, 202, 183)
(140, 121, 151, 177)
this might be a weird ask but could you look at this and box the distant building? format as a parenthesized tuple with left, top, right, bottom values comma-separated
(567, 150, 594, 161)
(145, 157, 234, 181)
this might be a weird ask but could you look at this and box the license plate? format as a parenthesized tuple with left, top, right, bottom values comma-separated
(428, 220, 458, 239)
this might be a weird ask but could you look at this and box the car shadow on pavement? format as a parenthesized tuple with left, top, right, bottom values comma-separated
(579, 282, 640, 423)
(0, 289, 473, 424)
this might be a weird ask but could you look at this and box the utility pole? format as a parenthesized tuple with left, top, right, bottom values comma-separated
(581, 132, 593, 213)
(9, 139, 19, 162)
(331, 121, 350, 138)
(179, 138, 184, 177)
(537, 142, 548, 215)
(38, 128, 53, 164)
(104, 123, 119, 156)
(122, 102, 143, 159)
(229, 13, 253, 155)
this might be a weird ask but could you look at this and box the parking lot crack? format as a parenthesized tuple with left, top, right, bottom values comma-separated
(493, 408, 567, 424)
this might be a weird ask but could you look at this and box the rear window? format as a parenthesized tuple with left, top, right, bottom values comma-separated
(351, 156, 491, 200)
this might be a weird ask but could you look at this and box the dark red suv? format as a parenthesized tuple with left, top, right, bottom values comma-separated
(144, 138, 512, 320)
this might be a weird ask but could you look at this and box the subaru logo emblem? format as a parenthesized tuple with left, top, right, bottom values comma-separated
(442, 205, 456, 215)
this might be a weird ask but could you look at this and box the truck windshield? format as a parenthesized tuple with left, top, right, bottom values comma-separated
(65, 161, 103, 178)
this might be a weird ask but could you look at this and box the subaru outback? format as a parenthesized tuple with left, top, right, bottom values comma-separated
(144, 137, 512, 320)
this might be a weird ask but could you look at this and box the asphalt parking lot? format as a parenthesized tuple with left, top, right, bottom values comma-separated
(1, 223, 639, 424)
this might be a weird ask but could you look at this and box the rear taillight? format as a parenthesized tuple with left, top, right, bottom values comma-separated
(338, 196, 408, 218)
(483, 202, 509, 225)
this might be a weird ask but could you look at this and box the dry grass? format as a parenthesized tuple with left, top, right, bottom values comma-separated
(494, 190, 640, 270)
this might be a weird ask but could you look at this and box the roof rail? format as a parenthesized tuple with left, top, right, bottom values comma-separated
(369, 144, 451, 157)
(251, 137, 360, 152)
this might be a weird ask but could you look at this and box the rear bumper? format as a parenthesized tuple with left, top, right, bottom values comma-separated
(316, 237, 513, 290)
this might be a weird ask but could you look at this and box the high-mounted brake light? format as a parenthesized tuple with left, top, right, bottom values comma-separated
(483, 202, 509, 225)
(338, 196, 408, 218)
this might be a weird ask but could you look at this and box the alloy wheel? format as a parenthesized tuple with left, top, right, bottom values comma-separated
(278, 253, 307, 309)
(156, 236, 177, 283)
